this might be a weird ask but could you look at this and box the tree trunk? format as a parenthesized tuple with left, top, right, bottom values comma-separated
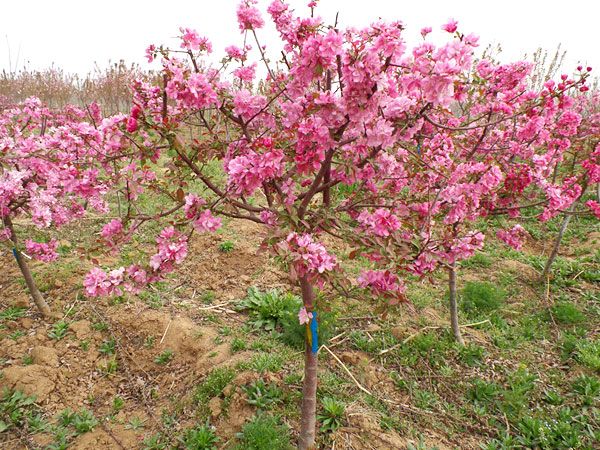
(2, 217, 52, 317)
(448, 264, 464, 345)
(298, 277, 318, 450)
(322, 165, 331, 207)
(541, 205, 574, 282)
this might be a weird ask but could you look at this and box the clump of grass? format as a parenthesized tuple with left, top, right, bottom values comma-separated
(233, 414, 293, 450)
(551, 302, 586, 325)
(194, 367, 236, 417)
(0, 307, 27, 322)
(575, 339, 600, 371)
(460, 281, 505, 317)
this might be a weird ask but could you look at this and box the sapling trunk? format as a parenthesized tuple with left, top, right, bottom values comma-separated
(448, 263, 464, 345)
(541, 204, 575, 282)
(322, 165, 331, 207)
(2, 217, 52, 317)
(298, 277, 318, 450)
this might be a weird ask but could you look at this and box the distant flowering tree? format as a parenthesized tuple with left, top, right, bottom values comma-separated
(0, 97, 126, 316)
(84, 1, 594, 447)
(539, 89, 600, 281)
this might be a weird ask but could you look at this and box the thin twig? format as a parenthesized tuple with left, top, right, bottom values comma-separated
(321, 344, 372, 396)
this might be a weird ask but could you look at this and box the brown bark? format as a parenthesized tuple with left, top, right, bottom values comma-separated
(541, 205, 574, 282)
(298, 277, 318, 450)
(3, 216, 52, 317)
(448, 264, 464, 345)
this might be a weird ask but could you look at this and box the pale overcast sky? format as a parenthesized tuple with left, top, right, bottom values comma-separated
(2, 0, 598, 76)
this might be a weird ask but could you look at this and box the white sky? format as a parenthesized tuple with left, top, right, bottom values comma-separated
(2, 0, 598, 77)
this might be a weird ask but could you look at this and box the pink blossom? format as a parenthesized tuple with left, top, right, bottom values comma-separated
(179, 27, 212, 52)
(358, 270, 405, 297)
(237, 0, 265, 31)
(225, 45, 245, 60)
(101, 219, 124, 241)
(193, 210, 222, 232)
(442, 19, 458, 33)
(259, 210, 278, 226)
(586, 200, 600, 219)
(233, 63, 257, 82)
(298, 306, 313, 325)
(149, 226, 188, 271)
(24, 239, 59, 262)
(496, 224, 528, 250)
(285, 233, 337, 286)
(184, 193, 207, 219)
(145, 45, 156, 63)
(358, 209, 401, 237)
(420, 27, 432, 38)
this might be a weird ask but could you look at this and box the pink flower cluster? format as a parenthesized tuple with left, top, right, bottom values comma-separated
(358, 270, 405, 298)
(284, 233, 337, 286)
(496, 224, 528, 250)
(100, 219, 125, 248)
(179, 27, 212, 53)
(357, 209, 401, 237)
(193, 210, 222, 233)
(24, 239, 59, 263)
(226, 148, 285, 195)
(236, 0, 264, 31)
(84, 266, 126, 297)
(298, 306, 313, 325)
(149, 226, 188, 272)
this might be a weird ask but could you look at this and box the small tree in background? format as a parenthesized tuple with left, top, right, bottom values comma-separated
(0, 97, 127, 317)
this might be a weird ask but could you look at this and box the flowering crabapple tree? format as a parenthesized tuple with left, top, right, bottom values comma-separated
(0, 97, 127, 317)
(328, 28, 593, 344)
(539, 88, 600, 281)
(409, 64, 592, 344)
(84, 0, 595, 447)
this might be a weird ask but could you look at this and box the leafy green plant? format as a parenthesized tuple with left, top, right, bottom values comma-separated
(248, 353, 284, 373)
(457, 343, 486, 367)
(100, 357, 118, 375)
(234, 413, 293, 450)
(231, 337, 247, 352)
(142, 432, 168, 450)
(180, 424, 219, 450)
(243, 379, 283, 410)
(499, 367, 537, 420)
(318, 397, 345, 433)
(126, 416, 146, 430)
(575, 339, 600, 371)
(0, 307, 26, 321)
(194, 367, 236, 417)
(0, 389, 37, 432)
(72, 408, 98, 434)
(467, 379, 499, 404)
(572, 374, 600, 406)
(112, 396, 125, 413)
(48, 321, 69, 340)
(99, 338, 116, 355)
(238, 287, 301, 331)
(218, 241, 235, 253)
(154, 349, 174, 365)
